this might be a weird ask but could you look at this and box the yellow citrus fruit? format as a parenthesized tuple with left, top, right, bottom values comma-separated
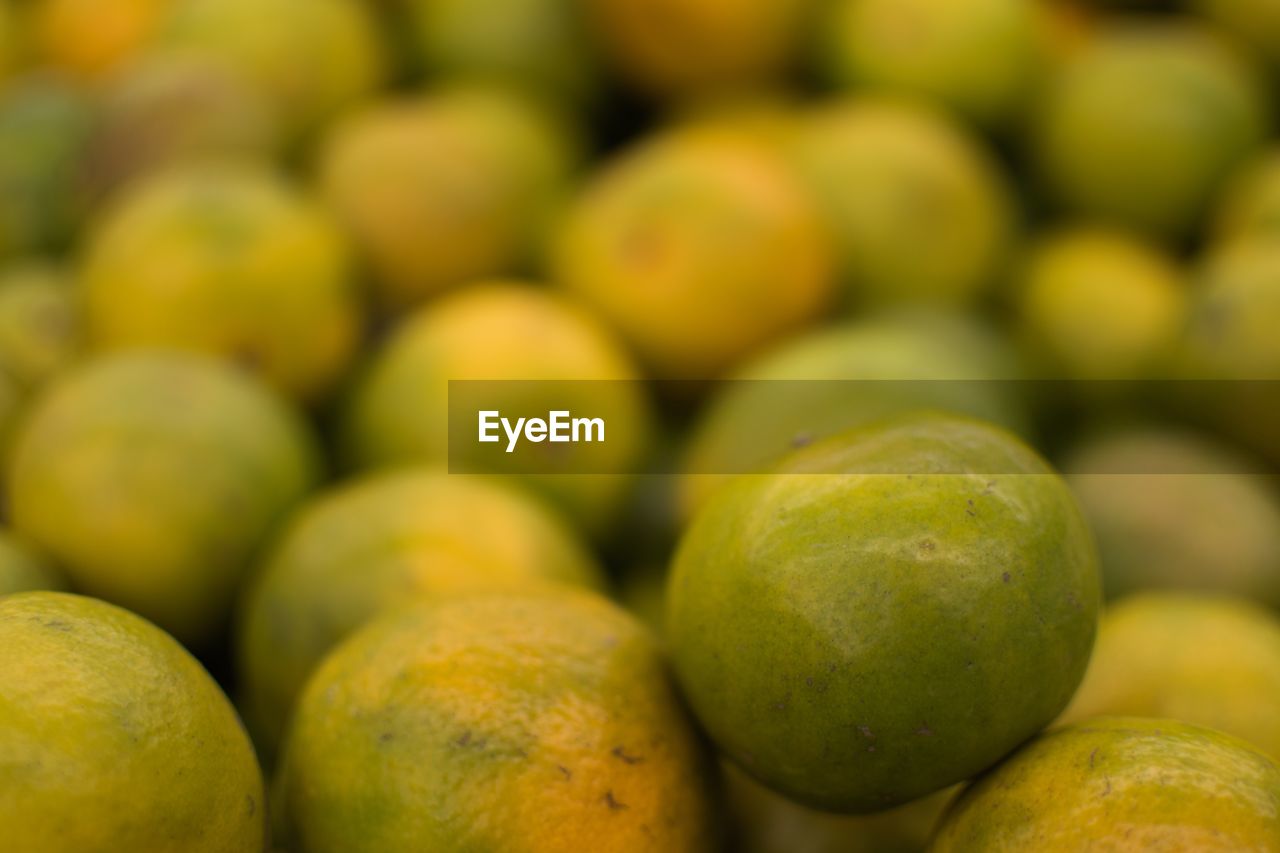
(1013, 227, 1187, 381)
(1061, 593, 1280, 761)
(791, 98, 1014, 308)
(554, 130, 834, 379)
(320, 86, 581, 311)
(930, 717, 1280, 851)
(0, 529, 65, 596)
(0, 261, 79, 391)
(82, 164, 363, 403)
(1193, 0, 1280, 68)
(236, 468, 604, 762)
(158, 0, 384, 140)
(279, 589, 721, 852)
(584, 0, 815, 100)
(340, 282, 652, 536)
(8, 352, 319, 647)
(26, 0, 172, 80)
(1215, 148, 1280, 240)
(0, 591, 266, 852)
(1064, 426, 1280, 605)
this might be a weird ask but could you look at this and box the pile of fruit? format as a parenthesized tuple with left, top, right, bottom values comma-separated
(0, 0, 1278, 850)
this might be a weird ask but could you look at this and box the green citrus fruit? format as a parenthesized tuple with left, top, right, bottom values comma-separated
(0, 591, 266, 851)
(554, 129, 834, 379)
(279, 589, 721, 852)
(82, 163, 363, 403)
(0, 260, 79, 391)
(1062, 594, 1280, 761)
(0, 529, 65, 596)
(340, 282, 651, 536)
(668, 413, 1100, 812)
(791, 98, 1015, 308)
(236, 468, 603, 761)
(820, 0, 1043, 127)
(930, 717, 1280, 851)
(1193, 0, 1280, 68)
(1064, 426, 1280, 605)
(320, 86, 581, 311)
(1215, 148, 1280, 239)
(1033, 22, 1269, 237)
(8, 352, 319, 646)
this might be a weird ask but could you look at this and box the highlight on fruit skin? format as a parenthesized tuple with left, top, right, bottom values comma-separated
(929, 717, 1280, 852)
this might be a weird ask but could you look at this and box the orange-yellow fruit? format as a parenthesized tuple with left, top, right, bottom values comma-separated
(26, 0, 172, 80)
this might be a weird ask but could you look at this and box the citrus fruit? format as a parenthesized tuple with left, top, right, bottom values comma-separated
(158, 0, 384, 140)
(0, 260, 79, 391)
(0, 591, 266, 852)
(320, 86, 581, 312)
(1012, 227, 1186, 381)
(791, 98, 1014, 308)
(236, 469, 604, 761)
(82, 163, 363, 403)
(584, 0, 816, 100)
(668, 413, 1100, 812)
(1033, 22, 1269, 237)
(24, 0, 172, 80)
(0, 76, 94, 260)
(1064, 426, 1280, 605)
(0, 530, 64, 596)
(820, 0, 1043, 127)
(1062, 593, 1280, 761)
(8, 351, 320, 646)
(678, 311, 1028, 518)
(930, 717, 1280, 851)
(1214, 148, 1280, 239)
(279, 589, 721, 852)
(1193, 0, 1280, 68)
(553, 129, 834, 379)
(340, 282, 652, 535)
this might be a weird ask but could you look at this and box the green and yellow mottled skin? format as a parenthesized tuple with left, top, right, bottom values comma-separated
(340, 282, 652, 536)
(0, 592, 266, 852)
(554, 130, 834, 380)
(237, 469, 604, 762)
(82, 164, 363, 403)
(1013, 227, 1187, 382)
(1033, 22, 1269, 237)
(820, 0, 1043, 128)
(280, 590, 721, 852)
(8, 352, 319, 647)
(930, 717, 1280, 851)
(0, 529, 65, 596)
(1062, 594, 1280, 762)
(791, 98, 1015, 309)
(158, 0, 384, 140)
(1064, 427, 1280, 605)
(668, 414, 1100, 812)
(678, 311, 1028, 519)
(0, 261, 79, 391)
(320, 87, 581, 312)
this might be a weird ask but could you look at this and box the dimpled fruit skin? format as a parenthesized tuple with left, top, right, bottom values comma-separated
(237, 469, 604, 761)
(1062, 594, 1280, 762)
(0, 530, 65, 596)
(8, 352, 319, 647)
(930, 717, 1280, 851)
(0, 592, 266, 852)
(668, 414, 1100, 812)
(82, 164, 362, 403)
(1034, 23, 1268, 238)
(280, 590, 721, 853)
(554, 131, 834, 380)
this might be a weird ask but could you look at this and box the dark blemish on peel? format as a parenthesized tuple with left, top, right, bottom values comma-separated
(919, 540, 936, 552)
(1089, 747, 1098, 769)
(1102, 776, 1112, 796)
(379, 732, 394, 744)
(916, 725, 933, 736)
(245, 795, 256, 817)
(1002, 572, 1011, 584)
(858, 726, 875, 739)
(612, 746, 643, 765)
(456, 731, 471, 747)
(41, 619, 72, 631)
(604, 790, 628, 810)
(557, 765, 572, 780)
(791, 432, 814, 449)
(965, 499, 977, 518)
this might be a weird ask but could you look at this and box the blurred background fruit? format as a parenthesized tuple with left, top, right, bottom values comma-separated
(0, 260, 79, 391)
(1033, 22, 1269, 238)
(0, 592, 267, 852)
(554, 129, 834, 379)
(1064, 426, 1280, 605)
(1192, 0, 1280, 69)
(236, 469, 603, 762)
(819, 0, 1043, 128)
(279, 590, 721, 852)
(320, 85, 581, 312)
(340, 283, 652, 535)
(1062, 593, 1280, 761)
(1214, 147, 1280, 239)
(81, 164, 363, 403)
(0, 529, 65, 595)
(23, 0, 173, 81)
(930, 718, 1280, 851)
(791, 98, 1015, 308)
(8, 353, 319, 646)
